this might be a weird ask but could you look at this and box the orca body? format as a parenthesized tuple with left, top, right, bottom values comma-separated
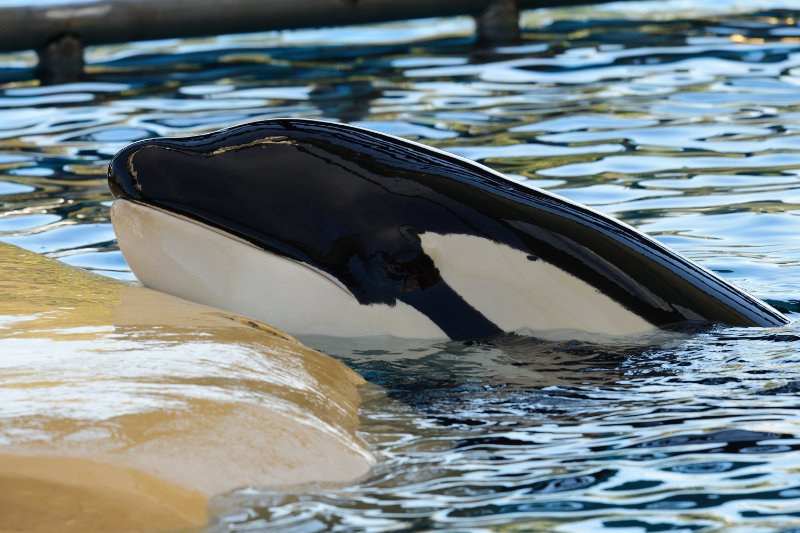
(108, 119, 788, 340)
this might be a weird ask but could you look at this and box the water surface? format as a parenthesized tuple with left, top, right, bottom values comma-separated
(3, 1, 800, 530)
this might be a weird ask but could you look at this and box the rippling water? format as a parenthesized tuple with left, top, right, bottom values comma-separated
(4, 0, 800, 530)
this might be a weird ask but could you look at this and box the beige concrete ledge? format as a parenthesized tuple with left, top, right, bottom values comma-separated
(0, 243, 374, 532)
(0, 454, 207, 533)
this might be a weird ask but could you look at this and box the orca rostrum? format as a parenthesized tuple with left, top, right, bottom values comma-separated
(107, 118, 788, 340)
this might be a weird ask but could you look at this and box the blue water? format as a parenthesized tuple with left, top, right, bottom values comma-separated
(3, 1, 800, 530)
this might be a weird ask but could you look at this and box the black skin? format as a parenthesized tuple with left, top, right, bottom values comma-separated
(108, 119, 788, 340)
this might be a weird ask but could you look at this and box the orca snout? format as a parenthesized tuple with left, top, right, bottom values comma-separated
(108, 139, 240, 236)
(108, 142, 146, 204)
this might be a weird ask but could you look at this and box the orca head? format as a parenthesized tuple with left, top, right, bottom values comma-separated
(108, 119, 788, 340)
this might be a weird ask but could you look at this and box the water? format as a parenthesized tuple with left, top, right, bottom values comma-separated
(3, 0, 800, 530)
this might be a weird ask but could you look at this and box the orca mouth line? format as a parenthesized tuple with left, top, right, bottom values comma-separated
(111, 199, 505, 340)
(114, 199, 358, 300)
(107, 118, 789, 340)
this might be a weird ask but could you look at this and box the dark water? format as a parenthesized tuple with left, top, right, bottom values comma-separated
(3, 1, 800, 530)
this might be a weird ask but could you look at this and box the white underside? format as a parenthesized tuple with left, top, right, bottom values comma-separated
(419, 233, 653, 336)
(111, 199, 654, 339)
(111, 200, 447, 338)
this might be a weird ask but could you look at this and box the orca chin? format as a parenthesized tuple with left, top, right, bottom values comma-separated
(108, 118, 789, 340)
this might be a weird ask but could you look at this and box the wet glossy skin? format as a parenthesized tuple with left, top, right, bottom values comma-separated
(108, 119, 788, 338)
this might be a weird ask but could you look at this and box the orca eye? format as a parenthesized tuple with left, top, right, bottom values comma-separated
(377, 252, 406, 280)
(386, 265, 406, 279)
(381, 251, 441, 292)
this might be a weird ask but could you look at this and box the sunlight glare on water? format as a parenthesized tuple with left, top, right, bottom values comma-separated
(3, 0, 800, 530)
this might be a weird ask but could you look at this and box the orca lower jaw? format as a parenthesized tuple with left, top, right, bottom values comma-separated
(110, 200, 666, 341)
(110, 199, 449, 339)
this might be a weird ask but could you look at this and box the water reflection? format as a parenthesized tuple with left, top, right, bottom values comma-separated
(229, 326, 800, 531)
(3, 1, 800, 531)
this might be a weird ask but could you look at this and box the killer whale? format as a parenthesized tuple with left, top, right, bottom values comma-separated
(108, 118, 788, 340)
